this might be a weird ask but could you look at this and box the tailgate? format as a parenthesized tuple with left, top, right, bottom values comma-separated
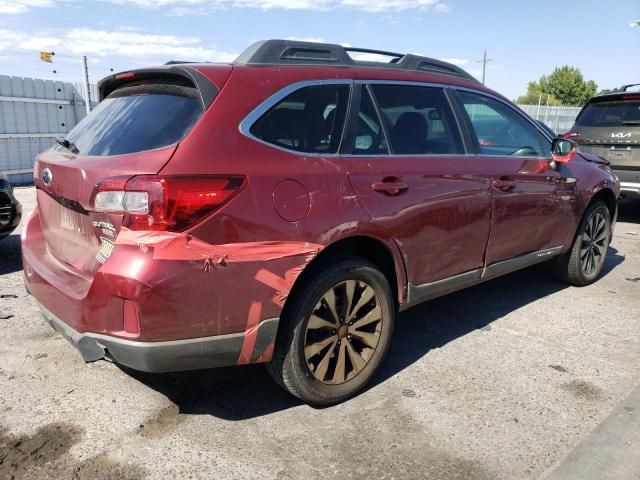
(34, 146, 177, 275)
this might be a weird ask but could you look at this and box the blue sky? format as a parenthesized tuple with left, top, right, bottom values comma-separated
(1, 0, 638, 100)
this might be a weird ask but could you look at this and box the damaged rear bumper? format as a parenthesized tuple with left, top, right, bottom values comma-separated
(39, 302, 279, 373)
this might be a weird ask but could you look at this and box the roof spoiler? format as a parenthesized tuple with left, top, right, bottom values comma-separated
(234, 39, 479, 83)
(622, 83, 640, 92)
(97, 66, 219, 109)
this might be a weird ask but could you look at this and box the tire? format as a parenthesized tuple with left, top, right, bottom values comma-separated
(553, 200, 611, 286)
(267, 256, 395, 405)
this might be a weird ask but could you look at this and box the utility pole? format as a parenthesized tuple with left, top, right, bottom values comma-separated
(477, 50, 492, 85)
(82, 55, 91, 115)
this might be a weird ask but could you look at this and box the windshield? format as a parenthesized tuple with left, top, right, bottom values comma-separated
(576, 99, 640, 127)
(62, 84, 203, 156)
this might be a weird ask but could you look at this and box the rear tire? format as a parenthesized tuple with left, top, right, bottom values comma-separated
(553, 200, 611, 286)
(267, 256, 394, 405)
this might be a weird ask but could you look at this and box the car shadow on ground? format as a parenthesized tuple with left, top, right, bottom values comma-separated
(127, 247, 624, 420)
(0, 234, 22, 276)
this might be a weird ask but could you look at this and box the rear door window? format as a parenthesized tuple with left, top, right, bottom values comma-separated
(249, 84, 350, 154)
(369, 85, 463, 155)
(576, 99, 640, 127)
(63, 84, 203, 156)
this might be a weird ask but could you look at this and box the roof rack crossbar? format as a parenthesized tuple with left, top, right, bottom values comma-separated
(234, 39, 479, 83)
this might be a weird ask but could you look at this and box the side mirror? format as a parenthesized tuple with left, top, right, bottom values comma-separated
(551, 138, 577, 164)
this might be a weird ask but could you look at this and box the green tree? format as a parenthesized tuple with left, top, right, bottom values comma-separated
(597, 87, 622, 95)
(517, 66, 597, 106)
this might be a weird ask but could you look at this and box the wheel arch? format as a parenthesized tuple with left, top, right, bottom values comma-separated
(589, 187, 618, 223)
(286, 235, 407, 315)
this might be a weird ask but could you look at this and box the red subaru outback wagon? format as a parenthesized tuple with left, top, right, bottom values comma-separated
(22, 40, 619, 404)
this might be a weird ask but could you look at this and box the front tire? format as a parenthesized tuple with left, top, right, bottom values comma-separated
(553, 200, 611, 286)
(267, 256, 395, 405)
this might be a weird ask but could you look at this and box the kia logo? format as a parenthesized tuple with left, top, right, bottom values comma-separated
(42, 168, 53, 185)
(611, 132, 632, 138)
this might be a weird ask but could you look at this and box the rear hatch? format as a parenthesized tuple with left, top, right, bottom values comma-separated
(33, 66, 230, 276)
(568, 92, 640, 169)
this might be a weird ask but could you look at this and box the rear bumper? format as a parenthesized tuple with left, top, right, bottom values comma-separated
(40, 301, 278, 372)
(21, 205, 300, 371)
(613, 169, 640, 199)
(619, 182, 640, 199)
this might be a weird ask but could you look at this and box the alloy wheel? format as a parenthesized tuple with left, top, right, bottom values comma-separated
(303, 280, 382, 385)
(581, 211, 608, 275)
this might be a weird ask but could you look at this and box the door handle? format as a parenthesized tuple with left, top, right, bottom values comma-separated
(492, 177, 516, 192)
(372, 178, 409, 196)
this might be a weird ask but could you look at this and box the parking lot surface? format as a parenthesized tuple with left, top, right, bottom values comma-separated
(1, 186, 639, 480)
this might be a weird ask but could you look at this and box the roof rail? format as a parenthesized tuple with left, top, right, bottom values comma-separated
(234, 39, 479, 83)
(622, 83, 640, 92)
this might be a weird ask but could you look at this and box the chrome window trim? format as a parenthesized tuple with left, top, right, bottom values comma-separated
(238, 79, 353, 157)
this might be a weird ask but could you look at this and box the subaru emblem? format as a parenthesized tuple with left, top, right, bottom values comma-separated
(42, 168, 52, 185)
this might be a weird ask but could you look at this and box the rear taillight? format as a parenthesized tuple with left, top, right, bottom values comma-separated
(563, 132, 581, 140)
(91, 175, 245, 231)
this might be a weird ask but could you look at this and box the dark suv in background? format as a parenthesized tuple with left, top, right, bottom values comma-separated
(22, 39, 619, 404)
(0, 173, 22, 240)
(565, 84, 640, 198)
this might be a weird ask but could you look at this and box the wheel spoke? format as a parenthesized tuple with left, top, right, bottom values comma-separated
(351, 305, 382, 330)
(323, 288, 340, 324)
(305, 335, 337, 359)
(580, 246, 590, 260)
(331, 342, 347, 384)
(351, 330, 379, 349)
(314, 339, 337, 380)
(308, 314, 337, 330)
(346, 341, 366, 374)
(592, 243, 603, 256)
(344, 280, 356, 320)
(347, 285, 375, 322)
(593, 229, 607, 244)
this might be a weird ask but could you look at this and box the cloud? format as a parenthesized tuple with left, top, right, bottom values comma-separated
(0, 28, 237, 63)
(0, 0, 54, 14)
(104, 0, 451, 13)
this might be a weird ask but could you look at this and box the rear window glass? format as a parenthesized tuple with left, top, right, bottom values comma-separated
(249, 84, 349, 154)
(62, 84, 203, 156)
(576, 100, 640, 127)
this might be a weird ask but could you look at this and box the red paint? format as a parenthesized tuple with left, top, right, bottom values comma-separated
(123, 299, 140, 335)
(237, 301, 262, 365)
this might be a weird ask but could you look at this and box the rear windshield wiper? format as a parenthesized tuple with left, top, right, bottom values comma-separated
(55, 138, 79, 154)
(622, 120, 640, 125)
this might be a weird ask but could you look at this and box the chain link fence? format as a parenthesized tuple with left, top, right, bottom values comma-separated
(517, 104, 582, 136)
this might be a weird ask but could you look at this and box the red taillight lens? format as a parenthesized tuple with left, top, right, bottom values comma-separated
(92, 175, 245, 231)
(563, 132, 581, 139)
